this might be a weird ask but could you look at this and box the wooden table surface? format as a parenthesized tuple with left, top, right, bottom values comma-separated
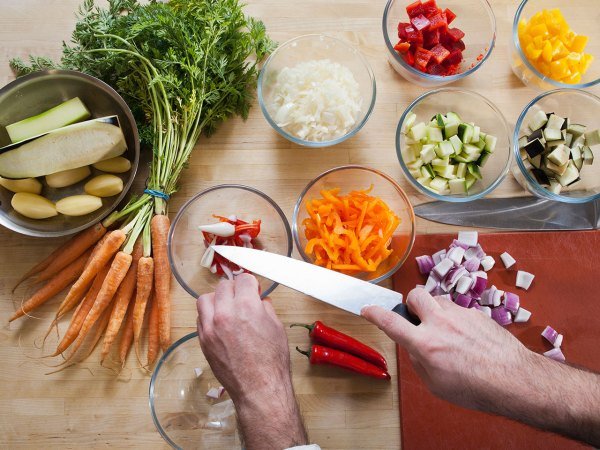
(1, 1, 598, 449)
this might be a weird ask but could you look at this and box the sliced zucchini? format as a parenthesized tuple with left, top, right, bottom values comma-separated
(409, 122, 427, 141)
(448, 178, 467, 194)
(435, 140, 455, 158)
(458, 123, 474, 144)
(467, 163, 482, 180)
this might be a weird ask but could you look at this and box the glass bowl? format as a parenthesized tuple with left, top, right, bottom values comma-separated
(396, 88, 512, 202)
(168, 185, 293, 299)
(150, 332, 242, 450)
(510, 0, 600, 90)
(292, 165, 415, 283)
(257, 34, 376, 147)
(382, 0, 496, 87)
(512, 89, 600, 203)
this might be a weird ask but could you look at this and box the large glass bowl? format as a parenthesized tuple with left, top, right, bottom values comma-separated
(396, 88, 512, 202)
(292, 165, 415, 283)
(510, 0, 600, 90)
(383, 0, 496, 87)
(168, 185, 293, 299)
(512, 89, 600, 203)
(257, 34, 376, 147)
(150, 332, 242, 449)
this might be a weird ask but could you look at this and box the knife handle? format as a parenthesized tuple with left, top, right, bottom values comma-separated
(392, 304, 421, 326)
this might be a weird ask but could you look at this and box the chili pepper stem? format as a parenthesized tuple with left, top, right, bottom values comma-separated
(295, 346, 311, 358)
(290, 323, 314, 332)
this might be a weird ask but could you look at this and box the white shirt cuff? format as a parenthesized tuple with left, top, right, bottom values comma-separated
(285, 445, 321, 450)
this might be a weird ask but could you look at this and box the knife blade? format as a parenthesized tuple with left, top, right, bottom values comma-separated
(212, 245, 420, 325)
(414, 197, 600, 230)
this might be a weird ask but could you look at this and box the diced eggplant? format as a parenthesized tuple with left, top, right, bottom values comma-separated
(567, 123, 586, 138)
(584, 129, 600, 147)
(583, 146, 594, 165)
(527, 128, 544, 142)
(528, 110, 548, 131)
(547, 144, 569, 166)
(556, 161, 580, 186)
(531, 168, 550, 185)
(518, 136, 528, 149)
(524, 138, 545, 158)
(548, 178, 562, 194)
(528, 154, 542, 169)
(546, 114, 565, 130)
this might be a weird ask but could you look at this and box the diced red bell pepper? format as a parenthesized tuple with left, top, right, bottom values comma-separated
(444, 8, 457, 24)
(430, 43, 450, 63)
(405, 26, 423, 44)
(403, 49, 416, 66)
(445, 27, 465, 42)
(445, 48, 463, 65)
(427, 12, 448, 31)
(421, 0, 438, 17)
(451, 39, 466, 51)
(397, 22, 411, 40)
(406, 0, 423, 18)
(423, 29, 440, 47)
(394, 41, 411, 53)
(428, 63, 446, 75)
(414, 47, 434, 70)
(444, 63, 460, 75)
(411, 14, 431, 31)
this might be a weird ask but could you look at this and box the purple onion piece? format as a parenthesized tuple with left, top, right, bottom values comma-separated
(465, 244, 485, 260)
(479, 287, 495, 306)
(455, 294, 472, 308)
(503, 292, 520, 314)
(541, 325, 558, 345)
(543, 347, 565, 362)
(479, 306, 492, 317)
(424, 274, 439, 293)
(447, 246, 466, 265)
(432, 249, 446, 265)
(491, 306, 512, 327)
(451, 239, 470, 250)
(455, 276, 474, 295)
(416, 255, 435, 275)
(471, 277, 487, 297)
(433, 258, 454, 279)
(431, 285, 446, 297)
(462, 257, 480, 272)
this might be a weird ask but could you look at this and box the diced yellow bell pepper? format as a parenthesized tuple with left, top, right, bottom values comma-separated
(552, 41, 570, 61)
(550, 59, 570, 79)
(580, 53, 594, 73)
(530, 23, 549, 37)
(533, 35, 545, 48)
(566, 52, 582, 68)
(571, 35, 589, 53)
(564, 72, 582, 85)
(526, 43, 543, 60)
(541, 41, 553, 63)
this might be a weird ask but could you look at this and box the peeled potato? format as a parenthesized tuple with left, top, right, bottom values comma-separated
(93, 156, 131, 174)
(11, 192, 57, 219)
(0, 177, 42, 194)
(84, 174, 123, 197)
(55, 195, 102, 216)
(46, 166, 91, 188)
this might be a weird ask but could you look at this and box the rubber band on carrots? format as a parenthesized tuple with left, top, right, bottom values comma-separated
(302, 186, 400, 274)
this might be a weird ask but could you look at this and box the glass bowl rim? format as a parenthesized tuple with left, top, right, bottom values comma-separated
(382, 0, 497, 83)
(292, 164, 416, 284)
(257, 33, 377, 148)
(395, 87, 512, 202)
(149, 331, 200, 450)
(511, 0, 600, 89)
(167, 184, 294, 299)
(512, 88, 600, 203)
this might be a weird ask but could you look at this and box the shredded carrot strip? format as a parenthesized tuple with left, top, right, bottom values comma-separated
(303, 186, 400, 274)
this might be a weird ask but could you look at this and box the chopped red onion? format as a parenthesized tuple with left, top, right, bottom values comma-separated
(491, 306, 512, 326)
(450, 239, 470, 250)
(503, 292, 520, 314)
(462, 257, 480, 272)
(416, 255, 435, 275)
(200, 246, 215, 269)
(210, 264, 218, 274)
(470, 270, 488, 280)
(458, 231, 478, 247)
(455, 276, 474, 295)
(206, 386, 225, 399)
(543, 347, 565, 362)
(194, 367, 204, 378)
(438, 294, 452, 302)
(479, 305, 492, 317)
(424, 274, 439, 293)
(465, 244, 485, 260)
(500, 252, 516, 269)
(447, 246, 466, 265)
(432, 249, 446, 265)
(431, 286, 446, 296)
(541, 325, 563, 348)
(513, 307, 531, 323)
(470, 276, 487, 297)
(492, 288, 504, 307)
(455, 293, 472, 308)
(232, 268, 245, 276)
(220, 263, 234, 280)
(480, 255, 496, 271)
(516, 270, 535, 290)
(433, 258, 454, 278)
(480, 288, 494, 306)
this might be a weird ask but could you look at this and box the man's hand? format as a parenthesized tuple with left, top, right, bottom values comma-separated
(362, 288, 600, 447)
(197, 274, 308, 450)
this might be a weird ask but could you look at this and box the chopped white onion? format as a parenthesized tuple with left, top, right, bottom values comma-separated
(269, 59, 362, 142)
(194, 367, 204, 378)
(206, 386, 225, 399)
(500, 252, 516, 269)
(516, 270, 535, 290)
(198, 222, 235, 237)
(480, 255, 495, 272)
(513, 307, 531, 323)
(457, 231, 478, 247)
(200, 246, 215, 269)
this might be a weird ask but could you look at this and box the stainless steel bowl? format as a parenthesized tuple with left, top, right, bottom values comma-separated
(0, 70, 140, 237)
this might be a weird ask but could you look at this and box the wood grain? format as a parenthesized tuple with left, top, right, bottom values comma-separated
(0, 1, 598, 449)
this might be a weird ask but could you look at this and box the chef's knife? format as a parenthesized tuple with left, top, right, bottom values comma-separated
(212, 245, 420, 325)
(414, 197, 600, 230)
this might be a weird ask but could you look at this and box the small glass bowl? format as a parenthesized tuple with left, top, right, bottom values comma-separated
(150, 332, 242, 449)
(382, 0, 496, 87)
(257, 34, 376, 147)
(510, 0, 600, 90)
(512, 89, 600, 203)
(396, 88, 512, 202)
(168, 185, 293, 299)
(292, 165, 415, 283)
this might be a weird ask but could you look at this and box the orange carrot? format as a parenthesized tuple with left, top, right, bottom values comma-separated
(147, 293, 160, 367)
(60, 229, 126, 314)
(100, 240, 143, 364)
(151, 214, 171, 351)
(133, 256, 154, 363)
(9, 249, 91, 322)
(53, 264, 111, 356)
(34, 223, 107, 283)
(119, 299, 136, 366)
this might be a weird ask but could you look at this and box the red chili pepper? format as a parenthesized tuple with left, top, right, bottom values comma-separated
(296, 345, 390, 380)
(291, 321, 388, 371)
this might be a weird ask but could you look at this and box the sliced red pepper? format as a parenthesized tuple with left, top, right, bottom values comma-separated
(403, 49, 416, 66)
(444, 7, 457, 24)
(410, 14, 431, 31)
(445, 48, 463, 65)
(394, 41, 411, 53)
(444, 63, 460, 75)
(445, 27, 465, 42)
(427, 12, 448, 31)
(414, 47, 434, 71)
(423, 29, 440, 48)
(430, 43, 450, 64)
(421, 0, 438, 17)
(427, 63, 446, 75)
(397, 22, 411, 40)
(405, 26, 423, 44)
(406, 0, 423, 18)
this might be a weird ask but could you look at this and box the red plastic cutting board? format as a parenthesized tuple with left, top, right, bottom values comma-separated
(392, 231, 600, 450)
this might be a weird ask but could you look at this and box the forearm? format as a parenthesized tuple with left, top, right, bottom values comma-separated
(482, 350, 600, 446)
(234, 379, 308, 450)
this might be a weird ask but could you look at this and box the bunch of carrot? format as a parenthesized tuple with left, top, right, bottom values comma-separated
(10, 210, 171, 371)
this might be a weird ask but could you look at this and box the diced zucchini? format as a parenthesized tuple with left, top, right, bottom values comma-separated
(547, 144, 569, 166)
(429, 177, 449, 192)
(467, 163, 482, 180)
(435, 114, 446, 127)
(584, 129, 600, 147)
(456, 162, 467, 178)
(409, 168, 422, 179)
(458, 123, 474, 144)
(583, 146, 594, 165)
(465, 173, 477, 190)
(484, 134, 497, 153)
(453, 153, 470, 163)
(472, 126, 481, 143)
(543, 128, 562, 142)
(448, 178, 467, 194)
(475, 138, 486, 150)
(401, 146, 416, 164)
(462, 144, 481, 156)
(444, 122, 459, 138)
(431, 157, 450, 167)
(556, 161, 580, 186)
(427, 126, 444, 143)
(449, 135, 463, 153)
(567, 123, 586, 138)
(434, 165, 456, 179)
(416, 176, 432, 187)
(423, 164, 436, 179)
(546, 114, 565, 130)
(420, 144, 437, 164)
(436, 140, 455, 157)
(409, 122, 427, 141)
(446, 112, 462, 123)
(528, 110, 548, 131)
(404, 112, 417, 131)
(420, 166, 433, 179)
(477, 151, 491, 167)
